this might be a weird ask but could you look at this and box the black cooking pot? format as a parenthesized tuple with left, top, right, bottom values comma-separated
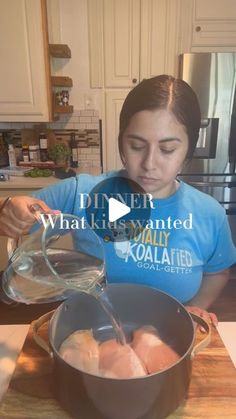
(33, 284, 210, 419)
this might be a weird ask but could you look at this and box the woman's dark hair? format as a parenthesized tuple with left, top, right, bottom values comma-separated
(119, 74, 201, 161)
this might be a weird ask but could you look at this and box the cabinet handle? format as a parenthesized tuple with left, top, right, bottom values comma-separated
(195, 26, 201, 32)
(132, 78, 137, 84)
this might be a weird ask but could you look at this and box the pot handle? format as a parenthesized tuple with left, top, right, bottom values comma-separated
(31, 310, 55, 358)
(189, 313, 211, 359)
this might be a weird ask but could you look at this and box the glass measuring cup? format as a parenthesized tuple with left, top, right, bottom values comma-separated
(2, 213, 106, 304)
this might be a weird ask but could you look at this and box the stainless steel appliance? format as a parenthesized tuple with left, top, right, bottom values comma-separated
(179, 52, 236, 245)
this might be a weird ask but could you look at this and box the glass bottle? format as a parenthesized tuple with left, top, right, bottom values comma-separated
(8, 144, 17, 167)
(39, 133, 48, 162)
(0, 134, 9, 167)
(22, 145, 30, 163)
(29, 144, 40, 162)
(69, 132, 78, 168)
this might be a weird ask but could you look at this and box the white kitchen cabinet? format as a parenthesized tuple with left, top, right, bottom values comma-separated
(104, 90, 130, 170)
(194, 0, 236, 21)
(89, 0, 182, 170)
(103, 0, 140, 88)
(140, 0, 181, 79)
(88, 0, 181, 89)
(89, 0, 141, 88)
(192, 21, 236, 50)
(192, 0, 236, 49)
(0, 0, 53, 122)
(90, 0, 236, 170)
(180, 0, 236, 51)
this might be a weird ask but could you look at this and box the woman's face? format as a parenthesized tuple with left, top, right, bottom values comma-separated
(121, 109, 189, 198)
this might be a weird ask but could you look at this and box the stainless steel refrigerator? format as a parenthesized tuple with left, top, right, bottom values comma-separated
(179, 52, 236, 244)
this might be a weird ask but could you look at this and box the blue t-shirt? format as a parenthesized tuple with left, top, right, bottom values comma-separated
(32, 171, 236, 303)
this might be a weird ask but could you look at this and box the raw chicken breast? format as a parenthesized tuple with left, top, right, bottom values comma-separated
(132, 326, 180, 374)
(99, 338, 147, 378)
(59, 330, 99, 375)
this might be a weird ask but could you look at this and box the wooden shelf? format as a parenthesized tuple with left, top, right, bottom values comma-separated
(51, 76, 73, 87)
(49, 44, 73, 117)
(49, 44, 71, 58)
(54, 105, 74, 114)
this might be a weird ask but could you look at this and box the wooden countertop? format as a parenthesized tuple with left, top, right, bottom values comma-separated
(0, 323, 235, 418)
(0, 167, 102, 190)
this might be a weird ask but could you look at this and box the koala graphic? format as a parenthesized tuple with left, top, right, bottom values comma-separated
(114, 240, 130, 259)
(112, 226, 130, 259)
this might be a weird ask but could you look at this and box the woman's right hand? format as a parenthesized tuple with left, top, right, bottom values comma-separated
(0, 196, 58, 238)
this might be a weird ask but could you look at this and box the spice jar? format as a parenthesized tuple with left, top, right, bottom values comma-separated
(29, 144, 40, 162)
(62, 90, 69, 106)
(22, 145, 30, 163)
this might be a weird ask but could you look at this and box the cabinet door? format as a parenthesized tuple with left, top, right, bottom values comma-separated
(192, 0, 236, 49)
(0, 0, 52, 122)
(140, 0, 181, 78)
(192, 22, 236, 49)
(194, 0, 236, 20)
(103, 90, 130, 170)
(103, 0, 140, 87)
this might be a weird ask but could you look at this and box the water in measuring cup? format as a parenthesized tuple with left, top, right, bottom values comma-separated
(4, 248, 126, 344)
(4, 248, 104, 303)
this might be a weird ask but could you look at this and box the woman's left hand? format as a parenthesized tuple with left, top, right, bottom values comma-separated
(185, 305, 218, 327)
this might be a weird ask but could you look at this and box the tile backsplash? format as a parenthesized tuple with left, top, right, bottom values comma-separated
(48, 109, 100, 131)
(0, 109, 102, 170)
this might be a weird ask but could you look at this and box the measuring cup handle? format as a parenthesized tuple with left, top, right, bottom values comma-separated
(7, 237, 19, 259)
(6, 203, 52, 260)
(31, 310, 55, 357)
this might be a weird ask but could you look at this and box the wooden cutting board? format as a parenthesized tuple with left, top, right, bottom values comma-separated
(0, 322, 236, 419)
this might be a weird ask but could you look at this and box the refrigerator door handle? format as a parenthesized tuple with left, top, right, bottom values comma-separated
(228, 181, 236, 188)
(229, 116, 236, 161)
(190, 181, 233, 187)
(225, 208, 236, 215)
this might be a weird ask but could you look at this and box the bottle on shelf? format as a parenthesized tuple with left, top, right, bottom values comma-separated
(0, 134, 9, 167)
(8, 144, 17, 167)
(29, 144, 40, 162)
(69, 132, 78, 168)
(21, 144, 30, 163)
(39, 133, 48, 162)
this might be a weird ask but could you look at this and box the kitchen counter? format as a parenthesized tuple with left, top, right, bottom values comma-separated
(0, 167, 102, 190)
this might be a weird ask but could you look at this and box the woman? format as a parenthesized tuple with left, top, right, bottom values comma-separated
(0, 75, 235, 324)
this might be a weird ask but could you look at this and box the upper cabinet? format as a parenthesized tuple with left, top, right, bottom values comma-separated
(103, 0, 140, 88)
(180, 0, 236, 51)
(88, 0, 181, 89)
(140, 0, 181, 80)
(192, 0, 236, 49)
(88, 0, 182, 171)
(0, 0, 52, 122)
(88, 0, 236, 171)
